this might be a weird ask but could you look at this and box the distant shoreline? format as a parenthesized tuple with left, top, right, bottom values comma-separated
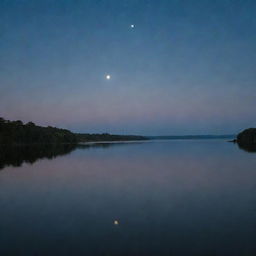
(147, 135, 236, 140)
(0, 117, 238, 145)
(0, 117, 147, 145)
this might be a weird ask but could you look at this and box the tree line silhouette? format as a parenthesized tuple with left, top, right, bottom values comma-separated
(76, 133, 147, 142)
(0, 117, 147, 145)
(0, 117, 77, 144)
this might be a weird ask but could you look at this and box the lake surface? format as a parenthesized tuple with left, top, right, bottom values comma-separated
(0, 140, 256, 256)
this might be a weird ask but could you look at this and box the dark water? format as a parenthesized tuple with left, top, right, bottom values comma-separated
(0, 140, 256, 256)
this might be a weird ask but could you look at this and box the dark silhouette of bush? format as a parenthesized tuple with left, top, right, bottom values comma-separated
(237, 128, 256, 145)
(236, 128, 256, 152)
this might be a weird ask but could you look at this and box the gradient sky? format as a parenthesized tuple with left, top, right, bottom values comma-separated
(1, 0, 256, 135)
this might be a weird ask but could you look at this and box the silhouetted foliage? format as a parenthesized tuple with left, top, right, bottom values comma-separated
(237, 128, 256, 145)
(237, 128, 256, 152)
(0, 117, 77, 144)
(76, 133, 147, 142)
(0, 117, 147, 145)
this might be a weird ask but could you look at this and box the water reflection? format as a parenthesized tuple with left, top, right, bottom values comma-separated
(0, 142, 142, 170)
(0, 141, 255, 171)
(0, 140, 256, 256)
(237, 142, 256, 152)
(0, 144, 76, 170)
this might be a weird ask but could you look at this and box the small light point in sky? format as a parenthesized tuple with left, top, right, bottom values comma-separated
(106, 75, 111, 80)
(130, 24, 135, 28)
(114, 220, 119, 225)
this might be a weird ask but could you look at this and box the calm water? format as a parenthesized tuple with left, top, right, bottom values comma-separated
(0, 140, 256, 256)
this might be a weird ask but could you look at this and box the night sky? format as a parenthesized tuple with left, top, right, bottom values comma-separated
(1, 0, 256, 135)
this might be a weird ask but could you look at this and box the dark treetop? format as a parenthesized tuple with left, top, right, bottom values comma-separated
(237, 128, 256, 145)
(0, 117, 77, 144)
(236, 128, 256, 152)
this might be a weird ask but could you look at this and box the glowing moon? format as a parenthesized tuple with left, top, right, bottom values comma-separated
(106, 75, 111, 80)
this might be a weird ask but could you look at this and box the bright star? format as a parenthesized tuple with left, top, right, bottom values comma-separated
(130, 24, 135, 28)
(106, 75, 111, 80)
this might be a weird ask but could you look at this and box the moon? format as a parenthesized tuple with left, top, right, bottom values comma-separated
(106, 75, 111, 80)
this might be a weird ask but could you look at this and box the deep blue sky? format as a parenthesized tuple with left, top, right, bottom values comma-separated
(1, 0, 256, 135)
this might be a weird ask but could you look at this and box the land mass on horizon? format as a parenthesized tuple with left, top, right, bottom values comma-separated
(0, 117, 147, 145)
(1, 117, 256, 146)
